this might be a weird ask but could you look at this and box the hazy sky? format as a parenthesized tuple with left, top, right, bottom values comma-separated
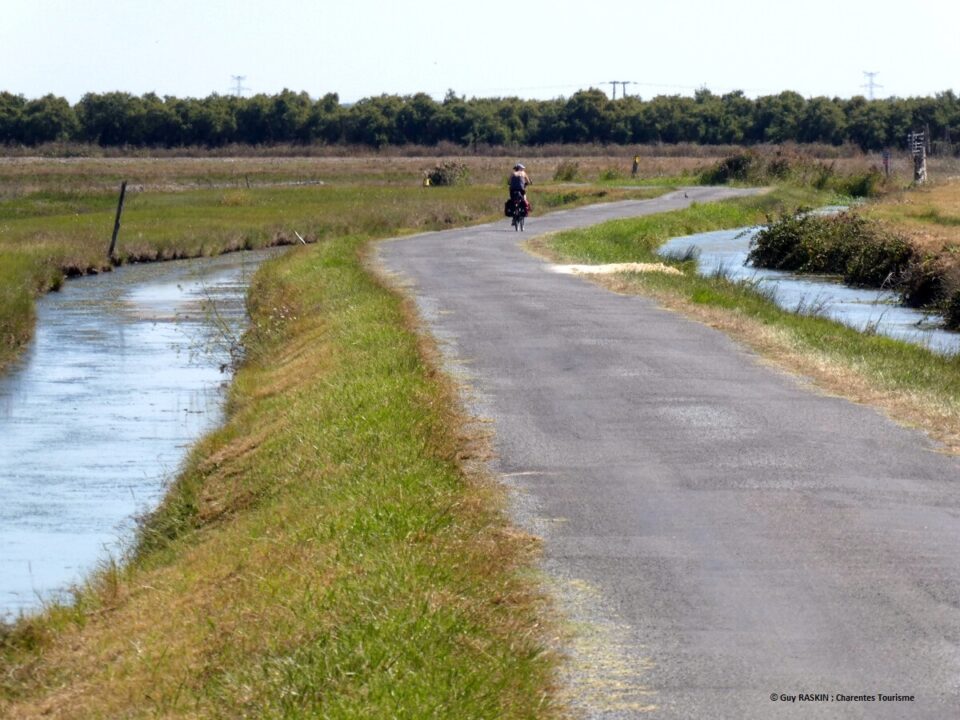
(3, 0, 957, 103)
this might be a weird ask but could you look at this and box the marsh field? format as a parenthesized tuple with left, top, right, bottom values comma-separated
(1, 149, 959, 718)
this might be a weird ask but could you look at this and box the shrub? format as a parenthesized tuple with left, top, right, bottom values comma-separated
(749, 211, 916, 288)
(701, 152, 886, 199)
(812, 162, 836, 190)
(766, 156, 793, 179)
(553, 160, 580, 182)
(747, 212, 815, 270)
(843, 230, 914, 286)
(900, 255, 947, 308)
(598, 167, 624, 181)
(944, 290, 960, 330)
(833, 168, 885, 198)
(701, 153, 759, 184)
(426, 161, 469, 186)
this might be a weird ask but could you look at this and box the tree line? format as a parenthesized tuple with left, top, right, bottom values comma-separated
(2, 88, 959, 152)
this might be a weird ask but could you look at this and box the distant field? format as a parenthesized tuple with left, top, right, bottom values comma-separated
(6, 147, 958, 195)
(7, 148, 956, 370)
(0, 155, 666, 369)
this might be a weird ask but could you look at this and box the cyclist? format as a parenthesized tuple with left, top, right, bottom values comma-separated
(508, 163, 531, 210)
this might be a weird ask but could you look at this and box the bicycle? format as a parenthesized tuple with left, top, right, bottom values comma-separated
(510, 191, 527, 232)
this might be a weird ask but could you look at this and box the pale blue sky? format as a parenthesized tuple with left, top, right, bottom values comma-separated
(3, 0, 957, 103)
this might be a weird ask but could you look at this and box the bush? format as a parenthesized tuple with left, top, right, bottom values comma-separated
(426, 161, 469, 186)
(832, 168, 885, 198)
(701, 152, 886, 199)
(749, 210, 916, 288)
(747, 212, 814, 270)
(899, 255, 947, 308)
(553, 160, 580, 182)
(598, 167, 624, 181)
(701, 153, 759, 184)
(944, 290, 960, 330)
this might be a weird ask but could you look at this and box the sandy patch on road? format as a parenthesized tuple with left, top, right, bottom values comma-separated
(550, 262, 682, 276)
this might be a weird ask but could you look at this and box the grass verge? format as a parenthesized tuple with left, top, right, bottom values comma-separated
(531, 189, 960, 454)
(0, 227, 566, 717)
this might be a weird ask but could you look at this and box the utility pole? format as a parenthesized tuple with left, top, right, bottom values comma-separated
(606, 81, 633, 100)
(231, 75, 250, 97)
(861, 71, 882, 100)
(908, 130, 927, 184)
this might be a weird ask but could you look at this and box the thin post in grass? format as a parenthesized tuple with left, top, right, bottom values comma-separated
(108, 181, 128, 262)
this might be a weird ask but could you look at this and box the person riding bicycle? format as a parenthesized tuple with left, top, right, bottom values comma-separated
(508, 163, 531, 211)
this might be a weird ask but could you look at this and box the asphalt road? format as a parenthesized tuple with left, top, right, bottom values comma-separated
(375, 189, 960, 719)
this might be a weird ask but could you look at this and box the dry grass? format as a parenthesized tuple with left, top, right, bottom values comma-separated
(0, 154, 693, 197)
(865, 180, 960, 253)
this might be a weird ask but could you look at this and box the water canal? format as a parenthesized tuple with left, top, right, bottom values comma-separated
(0, 249, 281, 620)
(659, 227, 960, 356)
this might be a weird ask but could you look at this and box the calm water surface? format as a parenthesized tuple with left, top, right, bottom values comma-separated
(659, 227, 960, 356)
(0, 249, 281, 620)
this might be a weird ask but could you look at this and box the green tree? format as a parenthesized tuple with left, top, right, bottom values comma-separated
(430, 91, 474, 145)
(752, 91, 806, 143)
(345, 95, 404, 147)
(236, 94, 274, 144)
(0, 92, 26, 143)
(798, 96, 846, 145)
(306, 93, 343, 144)
(562, 89, 611, 143)
(845, 97, 890, 150)
(177, 95, 237, 146)
(525, 99, 565, 144)
(396, 92, 439, 144)
(138, 94, 183, 146)
(20, 94, 77, 144)
(646, 95, 691, 143)
(76, 92, 141, 145)
(270, 89, 313, 142)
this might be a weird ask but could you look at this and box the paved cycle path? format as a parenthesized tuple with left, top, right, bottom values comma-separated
(375, 189, 960, 719)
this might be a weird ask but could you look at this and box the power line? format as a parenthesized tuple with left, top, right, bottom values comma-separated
(862, 71, 882, 100)
(230, 75, 250, 97)
(603, 81, 638, 99)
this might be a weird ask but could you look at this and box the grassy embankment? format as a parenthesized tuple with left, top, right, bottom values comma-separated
(1, 236, 559, 718)
(533, 187, 960, 453)
(0, 156, 673, 718)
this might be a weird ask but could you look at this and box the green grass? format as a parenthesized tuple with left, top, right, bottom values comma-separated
(0, 156, 680, 717)
(0, 216, 563, 718)
(0, 167, 668, 373)
(549, 186, 820, 264)
(4, 159, 883, 717)
(0, 182, 505, 370)
(625, 264, 960, 396)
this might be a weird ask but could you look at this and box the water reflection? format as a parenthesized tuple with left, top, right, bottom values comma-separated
(0, 249, 281, 620)
(659, 228, 960, 356)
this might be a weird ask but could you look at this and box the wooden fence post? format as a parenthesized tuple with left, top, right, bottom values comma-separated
(108, 181, 127, 261)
